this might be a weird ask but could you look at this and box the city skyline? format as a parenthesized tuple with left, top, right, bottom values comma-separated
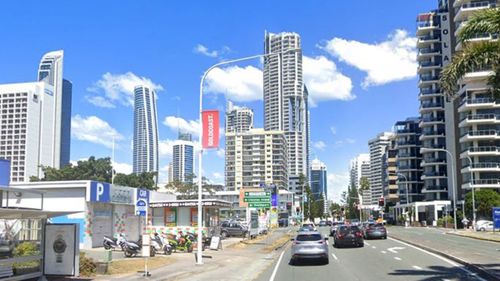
(0, 1, 437, 201)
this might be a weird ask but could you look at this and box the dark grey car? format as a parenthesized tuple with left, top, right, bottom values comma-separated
(220, 221, 248, 238)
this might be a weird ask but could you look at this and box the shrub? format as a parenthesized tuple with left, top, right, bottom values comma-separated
(79, 252, 96, 276)
(13, 242, 40, 274)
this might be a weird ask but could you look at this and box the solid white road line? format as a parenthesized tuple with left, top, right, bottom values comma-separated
(269, 250, 286, 281)
(364, 241, 371, 246)
(331, 253, 338, 260)
(388, 237, 487, 281)
(394, 257, 402, 261)
(413, 266, 423, 270)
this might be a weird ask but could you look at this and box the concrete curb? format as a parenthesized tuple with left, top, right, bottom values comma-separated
(390, 235, 498, 281)
(446, 231, 500, 243)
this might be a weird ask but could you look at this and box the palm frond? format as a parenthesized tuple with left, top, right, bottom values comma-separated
(458, 8, 500, 42)
(440, 41, 500, 97)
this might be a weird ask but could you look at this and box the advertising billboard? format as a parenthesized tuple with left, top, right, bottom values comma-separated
(0, 159, 10, 187)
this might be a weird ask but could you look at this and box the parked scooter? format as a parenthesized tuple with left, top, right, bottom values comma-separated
(103, 233, 126, 251)
(123, 237, 156, 257)
(151, 233, 173, 255)
(163, 232, 193, 253)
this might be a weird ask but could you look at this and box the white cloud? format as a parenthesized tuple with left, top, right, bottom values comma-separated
(328, 172, 350, 202)
(163, 116, 200, 136)
(330, 126, 337, 135)
(87, 72, 163, 107)
(71, 115, 123, 148)
(194, 44, 218, 57)
(112, 161, 133, 174)
(313, 141, 326, 151)
(216, 148, 225, 158)
(322, 29, 417, 88)
(303, 56, 354, 105)
(205, 65, 263, 102)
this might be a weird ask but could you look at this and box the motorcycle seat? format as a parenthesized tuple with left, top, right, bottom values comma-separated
(104, 236, 117, 242)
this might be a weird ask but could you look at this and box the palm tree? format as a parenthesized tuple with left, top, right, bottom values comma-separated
(440, 8, 500, 98)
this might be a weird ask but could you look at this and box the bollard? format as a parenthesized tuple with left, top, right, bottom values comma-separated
(103, 250, 112, 263)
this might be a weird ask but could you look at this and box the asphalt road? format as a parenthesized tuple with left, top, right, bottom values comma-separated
(256, 227, 487, 281)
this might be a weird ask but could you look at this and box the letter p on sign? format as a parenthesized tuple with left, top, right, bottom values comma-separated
(96, 183, 105, 201)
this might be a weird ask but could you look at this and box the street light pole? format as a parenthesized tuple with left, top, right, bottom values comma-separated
(421, 148, 457, 231)
(465, 156, 476, 230)
(198, 48, 300, 264)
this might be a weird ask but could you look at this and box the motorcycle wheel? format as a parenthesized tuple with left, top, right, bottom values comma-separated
(150, 247, 156, 257)
(187, 244, 193, 253)
(124, 250, 133, 258)
(103, 242, 111, 250)
(164, 247, 172, 255)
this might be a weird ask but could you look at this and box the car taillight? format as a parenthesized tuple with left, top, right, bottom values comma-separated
(337, 234, 344, 239)
(318, 240, 324, 244)
(355, 232, 362, 237)
(293, 241, 301, 245)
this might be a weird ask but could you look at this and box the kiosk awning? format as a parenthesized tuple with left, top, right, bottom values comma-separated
(150, 199, 231, 208)
(0, 209, 77, 219)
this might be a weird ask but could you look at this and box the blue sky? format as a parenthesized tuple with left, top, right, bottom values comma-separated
(0, 1, 436, 201)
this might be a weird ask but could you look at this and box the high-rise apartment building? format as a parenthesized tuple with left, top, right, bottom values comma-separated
(226, 101, 253, 133)
(225, 128, 288, 191)
(455, 0, 500, 193)
(133, 86, 159, 175)
(0, 51, 71, 182)
(349, 154, 370, 189)
(383, 140, 399, 205)
(172, 139, 194, 183)
(37, 50, 72, 168)
(369, 132, 395, 205)
(264, 31, 309, 193)
(310, 159, 327, 200)
(394, 118, 424, 204)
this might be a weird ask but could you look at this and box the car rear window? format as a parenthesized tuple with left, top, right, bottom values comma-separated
(338, 226, 360, 232)
(296, 234, 323, 241)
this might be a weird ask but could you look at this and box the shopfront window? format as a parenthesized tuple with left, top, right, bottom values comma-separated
(152, 208, 164, 226)
(190, 208, 198, 227)
(0, 219, 43, 279)
(165, 208, 177, 227)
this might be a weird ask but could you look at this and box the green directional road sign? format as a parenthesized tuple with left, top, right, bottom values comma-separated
(244, 197, 271, 203)
(244, 191, 271, 197)
(248, 202, 271, 208)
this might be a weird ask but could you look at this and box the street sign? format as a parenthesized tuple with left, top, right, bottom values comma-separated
(244, 197, 271, 202)
(493, 207, 500, 229)
(245, 191, 271, 197)
(248, 202, 271, 208)
(135, 189, 149, 216)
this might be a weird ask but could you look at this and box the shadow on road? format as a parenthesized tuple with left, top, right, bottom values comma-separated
(288, 259, 329, 266)
(388, 265, 478, 281)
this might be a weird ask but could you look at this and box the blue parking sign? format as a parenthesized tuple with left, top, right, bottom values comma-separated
(135, 189, 149, 216)
(493, 207, 500, 229)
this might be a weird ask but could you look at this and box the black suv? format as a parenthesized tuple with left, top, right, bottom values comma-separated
(220, 221, 248, 238)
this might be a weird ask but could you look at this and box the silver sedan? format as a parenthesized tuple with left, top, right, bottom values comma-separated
(290, 231, 329, 265)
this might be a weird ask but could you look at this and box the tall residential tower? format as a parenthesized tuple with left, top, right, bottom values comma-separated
(369, 132, 395, 205)
(264, 31, 309, 193)
(133, 85, 159, 175)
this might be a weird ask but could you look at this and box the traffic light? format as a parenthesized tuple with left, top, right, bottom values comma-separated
(378, 197, 385, 207)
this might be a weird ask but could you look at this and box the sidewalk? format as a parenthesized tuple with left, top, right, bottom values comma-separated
(446, 229, 500, 243)
(388, 226, 500, 280)
(55, 227, 292, 281)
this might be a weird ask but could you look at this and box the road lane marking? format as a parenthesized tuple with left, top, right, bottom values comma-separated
(388, 246, 405, 254)
(268, 249, 285, 281)
(371, 246, 376, 249)
(380, 250, 387, 254)
(364, 242, 371, 246)
(388, 237, 487, 281)
(413, 266, 423, 270)
(331, 253, 338, 260)
(394, 257, 402, 261)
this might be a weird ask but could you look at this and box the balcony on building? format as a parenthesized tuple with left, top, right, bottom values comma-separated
(418, 47, 442, 58)
(456, 33, 498, 51)
(458, 97, 499, 112)
(419, 87, 442, 100)
(421, 171, 447, 180)
(461, 178, 500, 189)
(419, 128, 445, 140)
(459, 129, 500, 142)
(454, 1, 497, 22)
(461, 162, 500, 173)
(421, 156, 447, 166)
(419, 116, 445, 127)
(419, 101, 444, 113)
(458, 113, 500, 128)
(417, 34, 441, 48)
(460, 146, 500, 158)
(395, 140, 418, 149)
(418, 60, 442, 74)
(421, 185, 448, 193)
(416, 13, 439, 36)
(418, 74, 440, 87)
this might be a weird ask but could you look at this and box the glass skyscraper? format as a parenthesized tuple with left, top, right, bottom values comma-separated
(133, 85, 159, 175)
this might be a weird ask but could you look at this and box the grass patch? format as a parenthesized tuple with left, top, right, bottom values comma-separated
(106, 256, 175, 275)
(262, 234, 292, 253)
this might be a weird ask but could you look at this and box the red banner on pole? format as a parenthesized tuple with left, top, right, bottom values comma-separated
(202, 110, 219, 149)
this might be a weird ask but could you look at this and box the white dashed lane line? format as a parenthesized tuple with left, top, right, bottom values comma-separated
(331, 253, 338, 261)
(364, 241, 371, 246)
(380, 250, 387, 254)
(413, 265, 423, 270)
(394, 257, 402, 261)
(371, 246, 376, 249)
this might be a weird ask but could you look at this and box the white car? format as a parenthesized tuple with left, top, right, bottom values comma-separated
(475, 220, 492, 230)
(478, 222, 494, 232)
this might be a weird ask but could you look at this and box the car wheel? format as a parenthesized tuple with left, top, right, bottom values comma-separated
(323, 258, 329, 265)
(221, 231, 228, 239)
(359, 243, 364, 247)
(480, 228, 486, 232)
(383, 235, 387, 239)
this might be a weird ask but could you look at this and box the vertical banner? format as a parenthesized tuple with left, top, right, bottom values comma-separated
(202, 110, 220, 149)
(0, 159, 10, 187)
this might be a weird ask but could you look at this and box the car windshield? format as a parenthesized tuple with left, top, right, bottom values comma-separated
(296, 234, 323, 241)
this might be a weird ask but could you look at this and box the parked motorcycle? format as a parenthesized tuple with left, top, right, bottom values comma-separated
(103, 234, 126, 251)
(164, 232, 193, 253)
(123, 237, 156, 257)
(151, 233, 173, 255)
